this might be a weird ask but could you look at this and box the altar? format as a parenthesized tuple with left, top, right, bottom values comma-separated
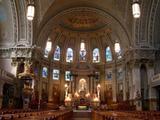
(64, 78, 101, 109)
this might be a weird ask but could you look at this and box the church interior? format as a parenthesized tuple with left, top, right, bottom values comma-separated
(0, 0, 160, 119)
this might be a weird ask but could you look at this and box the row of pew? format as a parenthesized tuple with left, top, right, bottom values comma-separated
(92, 111, 160, 120)
(0, 109, 72, 120)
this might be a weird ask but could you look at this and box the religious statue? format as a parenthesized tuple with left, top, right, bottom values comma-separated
(18, 60, 33, 78)
(64, 84, 69, 98)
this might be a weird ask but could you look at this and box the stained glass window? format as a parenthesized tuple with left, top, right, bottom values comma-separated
(114, 42, 122, 59)
(54, 46, 60, 61)
(106, 47, 112, 62)
(66, 48, 73, 62)
(117, 68, 123, 80)
(42, 67, 48, 78)
(106, 71, 112, 80)
(93, 48, 100, 63)
(65, 71, 71, 81)
(44, 49, 49, 58)
(53, 69, 59, 80)
(95, 72, 100, 80)
(79, 41, 86, 61)
(44, 40, 52, 58)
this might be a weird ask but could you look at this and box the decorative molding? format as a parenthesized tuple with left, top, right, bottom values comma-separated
(10, 47, 32, 58)
(0, 47, 33, 59)
(124, 48, 156, 63)
(10, 0, 18, 46)
(148, 0, 160, 48)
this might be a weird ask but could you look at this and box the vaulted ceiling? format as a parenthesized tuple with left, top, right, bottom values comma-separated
(34, 0, 135, 54)
(0, 0, 160, 53)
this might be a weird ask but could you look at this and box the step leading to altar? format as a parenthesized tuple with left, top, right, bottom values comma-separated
(72, 109, 92, 120)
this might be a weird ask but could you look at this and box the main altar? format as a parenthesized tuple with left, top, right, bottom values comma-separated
(64, 78, 101, 109)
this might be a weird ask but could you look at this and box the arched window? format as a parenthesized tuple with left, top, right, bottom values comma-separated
(42, 67, 48, 78)
(66, 48, 73, 62)
(106, 47, 112, 62)
(114, 42, 122, 59)
(79, 41, 86, 61)
(54, 46, 60, 61)
(53, 69, 60, 80)
(93, 48, 100, 63)
(44, 39, 52, 58)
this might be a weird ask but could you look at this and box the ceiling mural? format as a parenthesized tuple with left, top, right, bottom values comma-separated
(59, 10, 107, 31)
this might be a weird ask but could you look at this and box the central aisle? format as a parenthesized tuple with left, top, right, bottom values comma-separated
(72, 109, 92, 120)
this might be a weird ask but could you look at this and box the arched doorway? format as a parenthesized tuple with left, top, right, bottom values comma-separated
(2, 83, 14, 108)
(140, 64, 149, 110)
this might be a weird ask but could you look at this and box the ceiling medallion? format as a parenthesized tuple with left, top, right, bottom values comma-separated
(59, 9, 107, 31)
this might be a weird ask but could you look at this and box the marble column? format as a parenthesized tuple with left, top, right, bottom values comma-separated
(131, 62, 141, 110)
(48, 66, 53, 102)
(38, 65, 42, 108)
(0, 82, 4, 109)
(147, 62, 157, 110)
(100, 71, 105, 101)
(60, 70, 65, 102)
(112, 65, 117, 102)
(128, 69, 134, 100)
(123, 65, 127, 101)
(74, 75, 77, 92)
(92, 77, 95, 93)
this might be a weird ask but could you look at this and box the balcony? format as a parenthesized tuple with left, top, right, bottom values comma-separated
(151, 73, 160, 87)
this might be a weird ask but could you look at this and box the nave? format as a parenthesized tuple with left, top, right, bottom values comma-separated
(1, 0, 160, 120)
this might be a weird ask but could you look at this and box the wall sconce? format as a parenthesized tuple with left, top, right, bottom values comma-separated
(26, 0, 35, 21)
(132, 0, 141, 18)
